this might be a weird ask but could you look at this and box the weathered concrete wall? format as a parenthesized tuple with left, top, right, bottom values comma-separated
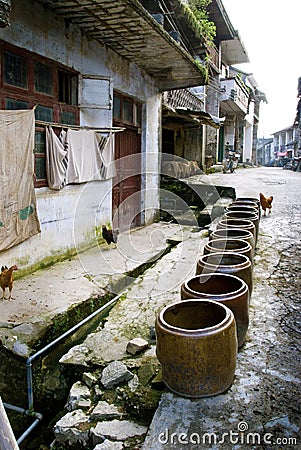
(183, 127, 202, 163)
(0, 0, 161, 269)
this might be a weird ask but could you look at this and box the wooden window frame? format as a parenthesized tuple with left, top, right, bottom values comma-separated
(113, 91, 142, 128)
(0, 40, 79, 188)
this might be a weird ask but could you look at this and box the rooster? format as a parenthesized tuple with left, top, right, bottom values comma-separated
(259, 193, 273, 216)
(0, 265, 18, 300)
(102, 225, 119, 245)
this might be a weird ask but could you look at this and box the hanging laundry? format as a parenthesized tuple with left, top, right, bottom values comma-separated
(45, 126, 68, 190)
(46, 127, 116, 189)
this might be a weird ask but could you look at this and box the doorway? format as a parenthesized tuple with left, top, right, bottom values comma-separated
(112, 92, 142, 230)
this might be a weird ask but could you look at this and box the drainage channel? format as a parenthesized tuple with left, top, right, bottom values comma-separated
(3, 239, 179, 449)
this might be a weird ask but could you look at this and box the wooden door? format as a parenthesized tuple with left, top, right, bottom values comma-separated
(112, 126, 141, 231)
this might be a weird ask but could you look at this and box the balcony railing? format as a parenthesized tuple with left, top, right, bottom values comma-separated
(162, 89, 205, 111)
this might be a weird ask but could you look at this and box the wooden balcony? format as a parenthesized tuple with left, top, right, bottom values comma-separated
(162, 89, 204, 111)
(220, 77, 249, 114)
(37, 0, 208, 91)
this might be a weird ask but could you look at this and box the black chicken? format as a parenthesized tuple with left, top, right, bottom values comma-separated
(102, 225, 119, 245)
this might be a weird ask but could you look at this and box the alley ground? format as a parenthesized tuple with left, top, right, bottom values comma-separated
(143, 167, 301, 449)
(1, 166, 300, 449)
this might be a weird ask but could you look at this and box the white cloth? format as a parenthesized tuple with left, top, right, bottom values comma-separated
(45, 127, 68, 190)
(46, 127, 116, 189)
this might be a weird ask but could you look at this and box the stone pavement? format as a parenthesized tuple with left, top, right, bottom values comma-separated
(0, 222, 195, 354)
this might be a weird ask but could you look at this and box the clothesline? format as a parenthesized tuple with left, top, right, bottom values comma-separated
(35, 119, 125, 133)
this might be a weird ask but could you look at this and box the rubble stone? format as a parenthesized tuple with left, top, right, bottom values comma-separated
(128, 374, 139, 392)
(53, 409, 89, 446)
(90, 400, 123, 420)
(90, 419, 147, 446)
(83, 371, 98, 387)
(126, 337, 149, 355)
(100, 361, 134, 389)
(93, 440, 124, 450)
(66, 381, 91, 411)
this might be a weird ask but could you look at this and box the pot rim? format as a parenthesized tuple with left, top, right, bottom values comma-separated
(158, 299, 234, 334)
(227, 204, 257, 209)
(218, 218, 255, 228)
(183, 272, 248, 300)
(224, 211, 259, 220)
(231, 200, 258, 205)
(212, 227, 253, 236)
(205, 238, 252, 252)
(198, 251, 251, 270)
(235, 197, 260, 203)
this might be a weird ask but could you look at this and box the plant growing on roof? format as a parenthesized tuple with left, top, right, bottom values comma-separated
(181, 0, 216, 47)
(180, 1, 216, 82)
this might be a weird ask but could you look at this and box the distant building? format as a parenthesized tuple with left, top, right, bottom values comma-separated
(272, 126, 300, 164)
(256, 138, 273, 166)
(293, 76, 301, 151)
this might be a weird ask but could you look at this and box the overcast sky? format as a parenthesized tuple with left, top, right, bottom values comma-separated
(221, 0, 301, 137)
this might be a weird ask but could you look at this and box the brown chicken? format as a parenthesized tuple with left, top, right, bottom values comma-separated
(260, 193, 273, 216)
(0, 265, 18, 300)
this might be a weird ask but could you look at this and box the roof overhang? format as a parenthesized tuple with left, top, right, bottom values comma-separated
(208, 0, 249, 65)
(37, 0, 207, 91)
(221, 33, 249, 65)
(208, 0, 236, 41)
(163, 105, 225, 128)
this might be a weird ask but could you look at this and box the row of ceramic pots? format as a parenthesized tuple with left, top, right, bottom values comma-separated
(155, 197, 261, 398)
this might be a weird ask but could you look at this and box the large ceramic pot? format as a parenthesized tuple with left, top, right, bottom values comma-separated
(224, 211, 259, 244)
(180, 273, 249, 347)
(216, 218, 256, 241)
(209, 228, 255, 257)
(235, 197, 261, 219)
(204, 238, 253, 263)
(226, 204, 258, 216)
(155, 299, 237, 397)
(196, 251, 253, 297)
(231, 200, 261, 219)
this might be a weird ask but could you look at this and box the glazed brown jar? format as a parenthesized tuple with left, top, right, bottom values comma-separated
(224, 211, 259, 244)
(235, 197, 261, 219)
(180, 273, 249, 347)
(204, 238, 253, 263)
(209, 227, 255, 257)
(196, 251, 253, 297)
(217, 218, 256, 241)
(230, 200, 260, 219)
(155, 299, 237, 397)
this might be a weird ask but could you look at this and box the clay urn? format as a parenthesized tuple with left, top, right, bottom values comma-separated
(204, 238, 253, 264)
(226, 204, 259, 217)
(196, 251, 253, 297)
(155, 299, 237, 397)
(209, 227, 255, 257)
(216, 218, 256, 241)
(230, 199, 261, 219)
(180, 273, 249, 347)
(235, 197, 261, 219)
(224, 210, 259, 244)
